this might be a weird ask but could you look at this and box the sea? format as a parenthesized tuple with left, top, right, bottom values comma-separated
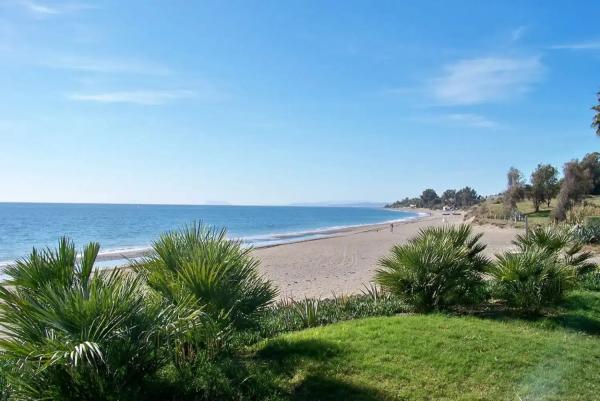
(0, 203, 422, 268)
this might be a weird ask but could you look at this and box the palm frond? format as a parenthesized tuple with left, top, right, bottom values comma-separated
(513, 225, 597, 277)
(0, 238, 196, 400)
(135, 221, 277, 328)
(489, 248, 576, 312)
(376, 224, 490, 311)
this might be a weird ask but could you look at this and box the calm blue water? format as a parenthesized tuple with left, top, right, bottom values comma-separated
(0, 203, 420, 265)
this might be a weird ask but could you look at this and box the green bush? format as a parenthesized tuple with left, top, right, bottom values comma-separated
(514, 225, 596, 277)
(574, 224, 600, 244)
(135, 222, 277, 329)
(0, 361, 11, 401)
(375, 224, 490, 312)
(578, 269, 600, 291)
(576, 216, 600, 244)
(489, 249, 576, 313)
(0, 238, 196, 401)
(292, 298, 322, 328)
(129, 223, 279, 401)
(236, 292, 409, 342)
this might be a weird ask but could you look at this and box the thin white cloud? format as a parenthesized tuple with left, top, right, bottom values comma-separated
(445, 113, 499, 129)
(431, 56, 543, 105)
(549, 41, 600, 50)
(68, 90, 196, 105)
(43, 56, 171, 75)
(16, 1, 94, 18)
(411, 113, 500, 130)
(21, 1, 59, 15)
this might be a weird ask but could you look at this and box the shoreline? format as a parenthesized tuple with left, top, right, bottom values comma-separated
(0, 210, 526, 298)
(0, 209, 429, 268)
(93, 211, 431, 264)
(253, 211, 522, 299)
(249, 210, 432, 250)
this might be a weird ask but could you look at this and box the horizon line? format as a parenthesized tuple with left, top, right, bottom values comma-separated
(0, 200, 390, 208)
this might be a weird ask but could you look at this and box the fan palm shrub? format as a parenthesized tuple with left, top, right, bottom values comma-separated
(573, 223, 600, 244)
(135, 222, 277, 330)
(375, 224, 490, 312)
(489, 249, 576, 313)
(0, 238, 197, 401)
(513, 225, 596, 277)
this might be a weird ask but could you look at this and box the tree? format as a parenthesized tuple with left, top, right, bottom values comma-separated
(385, 197, 422, 208)
(504, 167, 525, 210)
(507, 167, 523, 187)
(441, 189, 456, 206)
(523, 184, 533, 201)
(580, 152, 600, 195)
(564, 161, 594, 202)
(420, 188, 440, 208)
(530, 164, 559, 211)
(455, 186, 479, 208)
(551, 160, 594, 221)
(593, 91, 600, 136)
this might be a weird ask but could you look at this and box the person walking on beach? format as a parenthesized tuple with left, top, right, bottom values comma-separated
(390, 223, 394, 233)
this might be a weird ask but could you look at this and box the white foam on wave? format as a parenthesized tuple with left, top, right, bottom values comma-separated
(96, 245, 153, 260)
(0, 211, 428, 271)
(238, 211, 428, 248)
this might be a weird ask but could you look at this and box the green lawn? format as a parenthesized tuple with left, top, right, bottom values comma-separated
(254, 291, 600, 401)
(476, 195, 600, 228)
(473, 199, 548, 228)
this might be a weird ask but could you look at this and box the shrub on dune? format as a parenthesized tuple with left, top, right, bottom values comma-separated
(0, 238, 196, 401)
(135, 222, 278, 330)
(489, 225, 596, 312)
(375, 224, 490, 312)
(513, 225, 596, 277)
(132, 223, 278, 399)
(489, 249, 576, 313)
(574, 223, 600, 245)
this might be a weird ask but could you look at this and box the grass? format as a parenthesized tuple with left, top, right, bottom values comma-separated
(482, 199, 556, 227)
(472, 197, 600, 228)
(585, 197, 600, 207)
(253, 291, 600, 401)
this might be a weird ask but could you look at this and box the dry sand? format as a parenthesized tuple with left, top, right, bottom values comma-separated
(253, 211, 523, 299)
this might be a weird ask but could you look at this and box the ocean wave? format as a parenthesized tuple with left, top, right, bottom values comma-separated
(0, 211, 428, 269)
(238, 212, 428, 247)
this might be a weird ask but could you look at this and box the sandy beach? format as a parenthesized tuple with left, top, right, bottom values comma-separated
(254, 211, 523, 299)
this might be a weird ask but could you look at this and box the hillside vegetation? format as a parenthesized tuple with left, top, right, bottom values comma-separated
(469, 195, 600, 228)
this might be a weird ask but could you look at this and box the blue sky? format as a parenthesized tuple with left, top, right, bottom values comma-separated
(0, 0, 598, 205)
